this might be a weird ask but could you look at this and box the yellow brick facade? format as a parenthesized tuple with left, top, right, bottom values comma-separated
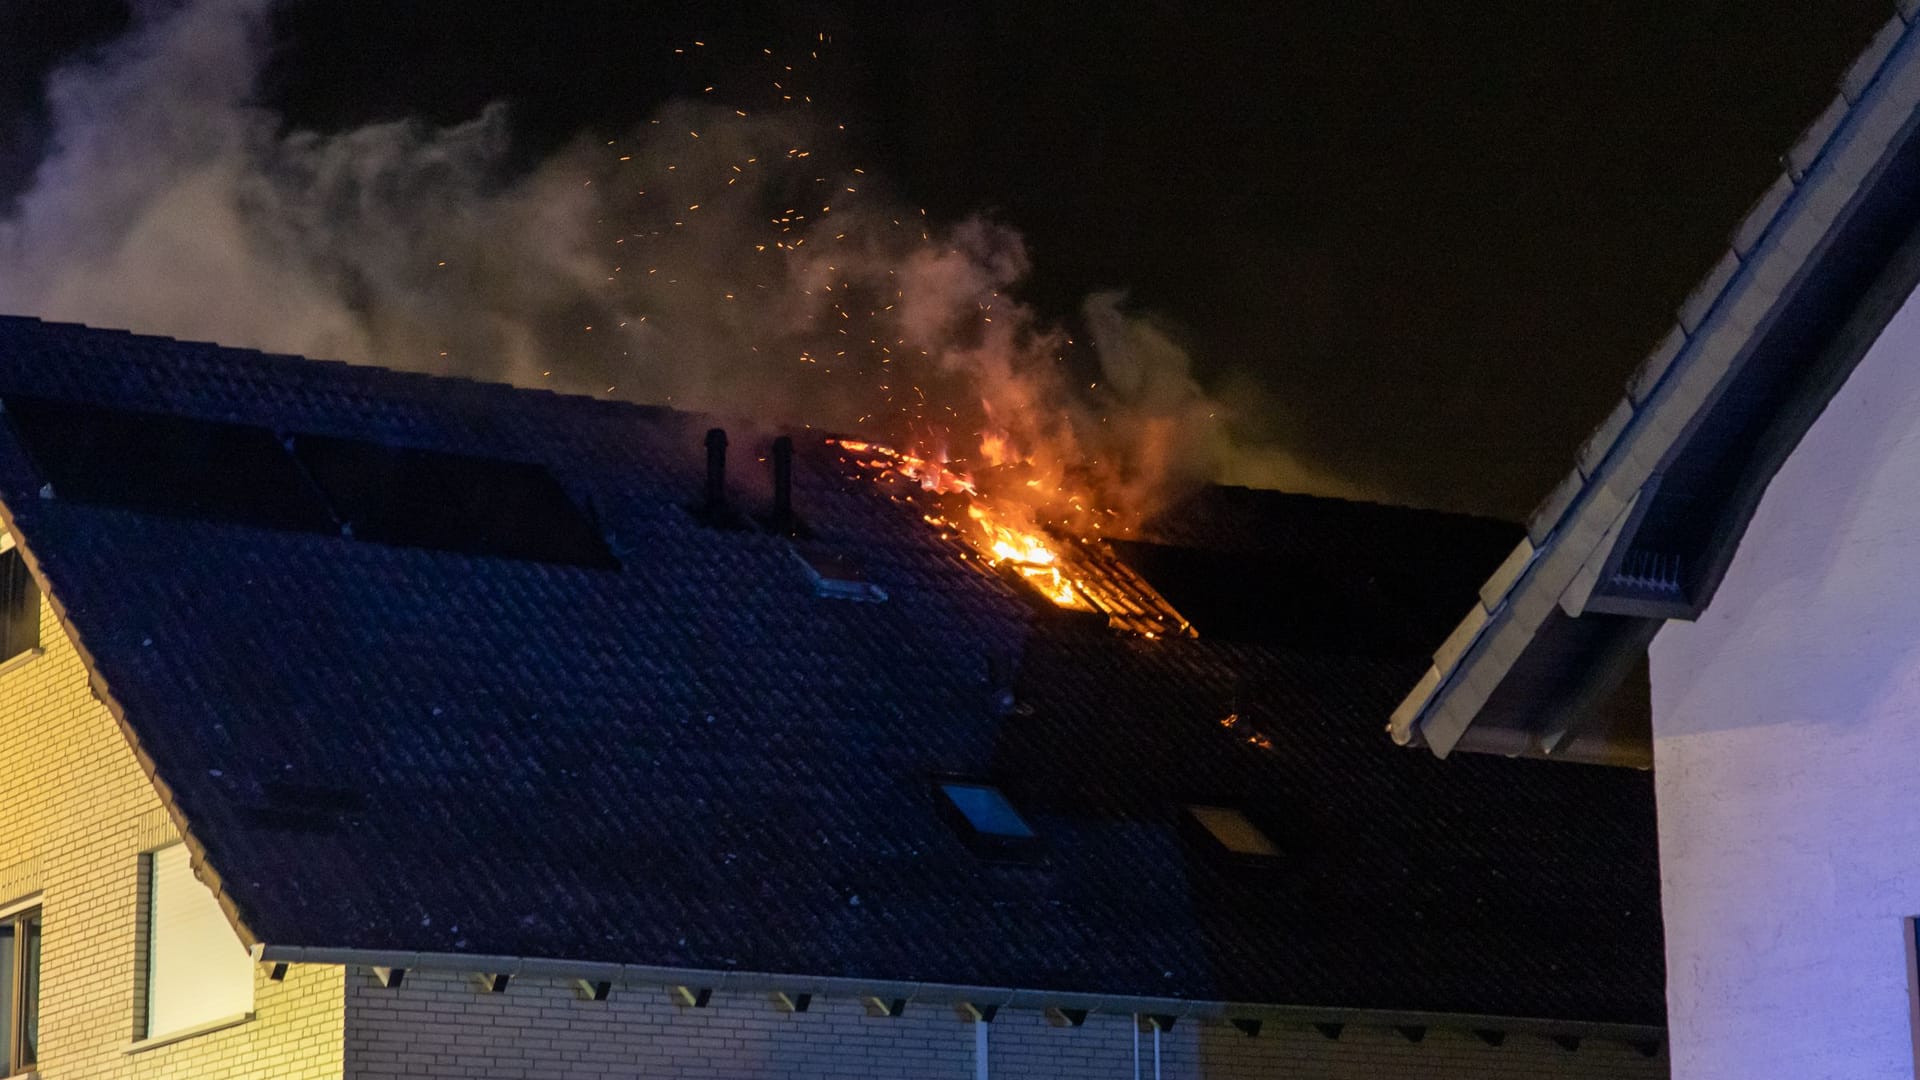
(0, 592, 343, 1078)
(0, 588, 1668, 1079)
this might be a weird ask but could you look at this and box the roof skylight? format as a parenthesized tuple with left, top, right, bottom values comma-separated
(936, 781, 1039, 857)
(939, 782, 1034, 838)
(1187, 805, 1279, 857)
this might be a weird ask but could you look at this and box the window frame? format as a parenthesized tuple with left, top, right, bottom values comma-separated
(1184, 803, 1283, 861)
(0, 538, 39, 671)
(933, 778, 1043, 860)
(0, 896, 42, 1077)
(135, 845, 255, 1046)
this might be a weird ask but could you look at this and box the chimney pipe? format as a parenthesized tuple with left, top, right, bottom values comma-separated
(770, 435, 795, 533)
(704, 428, 728, 517)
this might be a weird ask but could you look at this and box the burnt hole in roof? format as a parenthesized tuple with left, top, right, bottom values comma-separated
(289, 434, 619, 570)
(4, 395, 335, 532)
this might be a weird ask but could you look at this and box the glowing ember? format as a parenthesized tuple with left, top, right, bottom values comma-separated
(830, 437, 1191, 637)
(964, 504, 1087, 609)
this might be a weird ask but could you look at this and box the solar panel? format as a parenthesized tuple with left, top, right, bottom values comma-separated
(289, 434, 617, 570)
(3, 396, 618, 570)
(4, 396, 335, 532)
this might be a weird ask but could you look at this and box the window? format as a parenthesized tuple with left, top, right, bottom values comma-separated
(0, 903, 40, 1075)
(1187, 805, 1280, 857)
(0, 540, 36, 666)
(139, 845, 252, 1040)
(936, 780, 1039, 857)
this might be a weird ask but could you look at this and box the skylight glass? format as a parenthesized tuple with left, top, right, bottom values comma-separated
(938, 782, 1035, 839)
(1187, 805, 1279, 857)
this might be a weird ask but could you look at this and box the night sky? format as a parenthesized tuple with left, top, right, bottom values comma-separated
(0, 1, 1893, 518)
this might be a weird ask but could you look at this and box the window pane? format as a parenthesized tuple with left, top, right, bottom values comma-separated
(18, 912, 36, 1067)
(0, 547, 38, 665)
(146, 846, 254, 1037)
(0, 919, 13, 1068)
(939, 783, 1034, 839)
(1189, 805, 1280, 856)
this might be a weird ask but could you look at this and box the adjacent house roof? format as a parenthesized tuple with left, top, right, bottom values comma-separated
(0, 314, 1663, 1032)
(1392, 7, 1920, 764)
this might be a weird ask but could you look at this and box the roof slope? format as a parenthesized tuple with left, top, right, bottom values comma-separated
(0, 315, 1662, 1027)
(1393, 7, 1920, 762)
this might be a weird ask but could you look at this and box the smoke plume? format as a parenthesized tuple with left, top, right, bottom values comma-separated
(0, 0, 1345, 530)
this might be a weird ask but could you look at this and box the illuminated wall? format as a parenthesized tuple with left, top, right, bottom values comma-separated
(1651, 281, 1920, 1079)
(342, 969, 1669, 1079)
(0, 592, 343, 1077)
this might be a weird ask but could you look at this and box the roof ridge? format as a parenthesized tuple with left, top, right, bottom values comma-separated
(1182, 483, 1522, 531)
(0, 311, 704, 429)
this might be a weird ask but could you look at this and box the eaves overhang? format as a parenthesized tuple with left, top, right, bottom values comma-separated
(1393, 9, 1920, 761)
(257, 943, 1667, 1045)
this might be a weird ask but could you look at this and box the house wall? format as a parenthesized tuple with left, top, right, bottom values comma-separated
(1648, 282, 1920, 1079)
(343, 968, 1666, 1079)
(0, 591, 344, 1078)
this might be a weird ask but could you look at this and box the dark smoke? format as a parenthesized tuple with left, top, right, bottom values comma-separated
(0, 0, 1367, 527)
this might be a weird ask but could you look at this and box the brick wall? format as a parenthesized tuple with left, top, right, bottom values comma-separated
(346, 969, 1667, 1079)
(0, 577, 1669, 1080)
(0, 592, 344, 1077)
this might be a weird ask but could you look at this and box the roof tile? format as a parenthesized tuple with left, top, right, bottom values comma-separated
(1526, 468, 1585, 546)
(0, 316, 1665, 1025)
(1478, 537, 1537, 611)
(1841, 15, 1908, 103)
(1431, 602, 1491, 675)
(1787, 94, 1853, 181)
(1676, 250, 1743, 335)
(1576, 399, 1636, 480)
(1626, 325, 1689, 407)
(1730, 172, 1797, 260)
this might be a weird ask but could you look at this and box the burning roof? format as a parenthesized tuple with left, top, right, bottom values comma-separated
(830, 438, 1193, 638)
(0, 316, 1664, 1029)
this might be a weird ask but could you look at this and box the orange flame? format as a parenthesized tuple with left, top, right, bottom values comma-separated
(829, 436, 1192, 637)
(965, 504, 1087, 609)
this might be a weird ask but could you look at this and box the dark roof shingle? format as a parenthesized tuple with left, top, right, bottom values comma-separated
(0, 315, 1663, 1025)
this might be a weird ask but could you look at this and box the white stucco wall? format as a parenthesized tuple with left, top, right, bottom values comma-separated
(1650, 281, 1920, 1080)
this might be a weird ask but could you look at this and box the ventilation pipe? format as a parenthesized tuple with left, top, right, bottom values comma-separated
(704, 428, 728, 519)
(770, 435, 796, 534)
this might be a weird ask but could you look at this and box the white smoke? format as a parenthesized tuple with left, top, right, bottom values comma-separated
(0, 0, 1350, 527)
